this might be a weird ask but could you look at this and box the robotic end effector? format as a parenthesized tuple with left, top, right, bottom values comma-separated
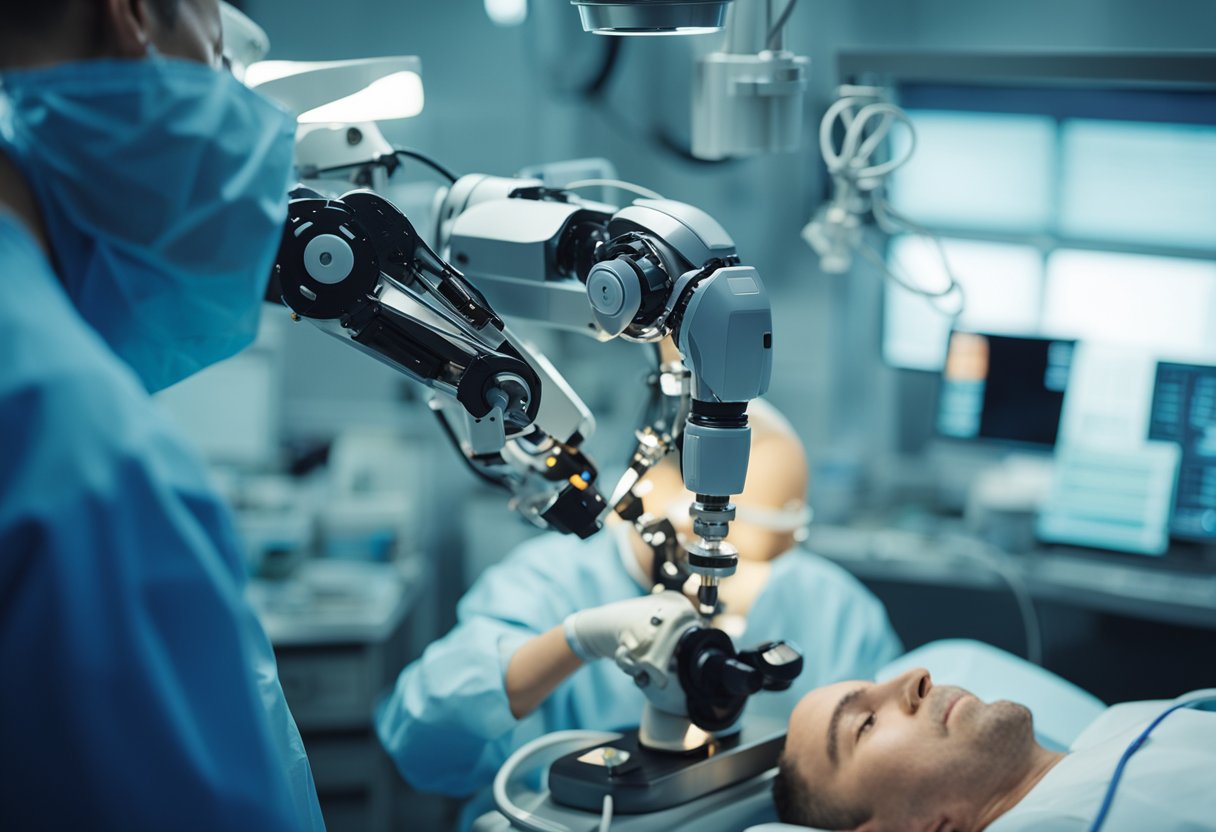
(549, 592, 803, 815)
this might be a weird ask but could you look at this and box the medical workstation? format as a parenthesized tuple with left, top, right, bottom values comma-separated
(143, 1, 1216, 830)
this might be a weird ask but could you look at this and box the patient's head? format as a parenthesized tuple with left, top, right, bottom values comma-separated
(774, 668, 1046, 832)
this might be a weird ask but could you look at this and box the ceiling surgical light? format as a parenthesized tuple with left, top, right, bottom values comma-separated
(295, 72, 424, 123)
(486, 0, 529, 26)
(571, 0, 732, 35)
(245, 58, 424, 124)
(245, 57, 424, 172)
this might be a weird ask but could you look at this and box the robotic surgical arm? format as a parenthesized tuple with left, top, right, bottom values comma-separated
(436, 175, 774, 613)
(268, 186, 609, 538)
(268, 173, 775, 611)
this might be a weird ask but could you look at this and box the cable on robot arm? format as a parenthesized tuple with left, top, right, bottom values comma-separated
(301, 146, 460, 185)
(428, 401, 516, 492)
(608, 356, 691, 526)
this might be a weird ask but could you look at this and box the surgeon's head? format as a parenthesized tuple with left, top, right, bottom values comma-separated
(1, 0, 222, 69)
(774, 668, 1047, 832)
(640, 397, 810, 564)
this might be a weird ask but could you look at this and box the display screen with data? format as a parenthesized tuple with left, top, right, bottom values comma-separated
(1148, 362, 1216, 540)
(938, 332, 1075, 447)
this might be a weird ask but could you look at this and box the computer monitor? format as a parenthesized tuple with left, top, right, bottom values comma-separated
(1148, 362, 1216, 540)
(937, 332, 1075, 448)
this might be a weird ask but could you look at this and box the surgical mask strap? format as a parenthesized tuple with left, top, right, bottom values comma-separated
(731, 502, 814, 540)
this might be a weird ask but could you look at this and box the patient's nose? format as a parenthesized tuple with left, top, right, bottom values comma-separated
(898, 668, 932, 714)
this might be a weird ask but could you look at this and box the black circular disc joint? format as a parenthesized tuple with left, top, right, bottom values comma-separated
(275, 200, 381, 320)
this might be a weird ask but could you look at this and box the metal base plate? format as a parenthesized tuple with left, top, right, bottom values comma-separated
(547, 718, 785, 814)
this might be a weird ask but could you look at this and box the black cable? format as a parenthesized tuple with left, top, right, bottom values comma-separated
(589, 98, 739, 167)
(304, 146, 459, 185)
(766, 0, 798, 50)
(580, 35, 622, 99)
(392, 148, 459, 184)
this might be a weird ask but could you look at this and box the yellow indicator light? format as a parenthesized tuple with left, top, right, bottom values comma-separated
(546, 457, 558, 468)
(568, 475, 589, 491)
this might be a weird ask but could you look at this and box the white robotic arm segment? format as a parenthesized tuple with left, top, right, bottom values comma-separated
(564, 590, 700, 665)
(590, 199, 774, 613)
(438, 178, 774, 613)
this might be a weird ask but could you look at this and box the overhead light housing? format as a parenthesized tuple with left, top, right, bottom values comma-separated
(572, 0, 731, 35)
(245, 57, 424, 124)
(245, 57, 424, 173)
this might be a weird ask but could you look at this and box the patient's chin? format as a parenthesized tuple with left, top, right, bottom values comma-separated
(976, 701, 1035, 757)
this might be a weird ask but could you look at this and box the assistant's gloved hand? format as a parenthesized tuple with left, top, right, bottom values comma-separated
(563, 590, 700, 664)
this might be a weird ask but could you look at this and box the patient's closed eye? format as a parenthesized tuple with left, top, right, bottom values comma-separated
(857, 713, 875, 741)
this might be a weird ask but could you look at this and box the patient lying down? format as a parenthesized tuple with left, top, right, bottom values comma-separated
(773, 668, 1216, 831)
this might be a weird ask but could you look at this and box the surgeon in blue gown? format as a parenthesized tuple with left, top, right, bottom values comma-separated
(0, 1, 323, 828)
(376, 400, 903, 813)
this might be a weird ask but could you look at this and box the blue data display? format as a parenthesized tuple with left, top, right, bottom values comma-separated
(1148, 363, 1216, 540)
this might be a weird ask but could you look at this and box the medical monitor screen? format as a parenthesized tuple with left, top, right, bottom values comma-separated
(1148, 362, 1216, 540)
(871, 65, 1216, 373)
(937, 332, 1075, 447)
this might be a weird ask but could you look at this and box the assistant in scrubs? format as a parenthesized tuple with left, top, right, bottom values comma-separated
(376, 401, 903, 801)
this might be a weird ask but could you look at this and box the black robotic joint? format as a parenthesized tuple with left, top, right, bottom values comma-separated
(540, 484, 607, 540)
(273, 198, 381, 320)
(593, 233, 674, 330)
(738, 641, 804, 692)
(456, 350, 542, 423)
(688, 399, 749, 429)
(686, 551, 734, 571)
(676, 627, 754, 732)
(676, 629, 805, 733)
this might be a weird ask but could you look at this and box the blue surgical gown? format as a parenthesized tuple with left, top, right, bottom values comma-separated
(0, 213, 324, 830)
(375, 526, 902, 798)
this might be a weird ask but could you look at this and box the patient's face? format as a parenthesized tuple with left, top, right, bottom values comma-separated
(783, 668, 1036, 830)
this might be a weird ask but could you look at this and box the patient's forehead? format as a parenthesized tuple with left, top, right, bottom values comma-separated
(788, 680, 869, 763)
